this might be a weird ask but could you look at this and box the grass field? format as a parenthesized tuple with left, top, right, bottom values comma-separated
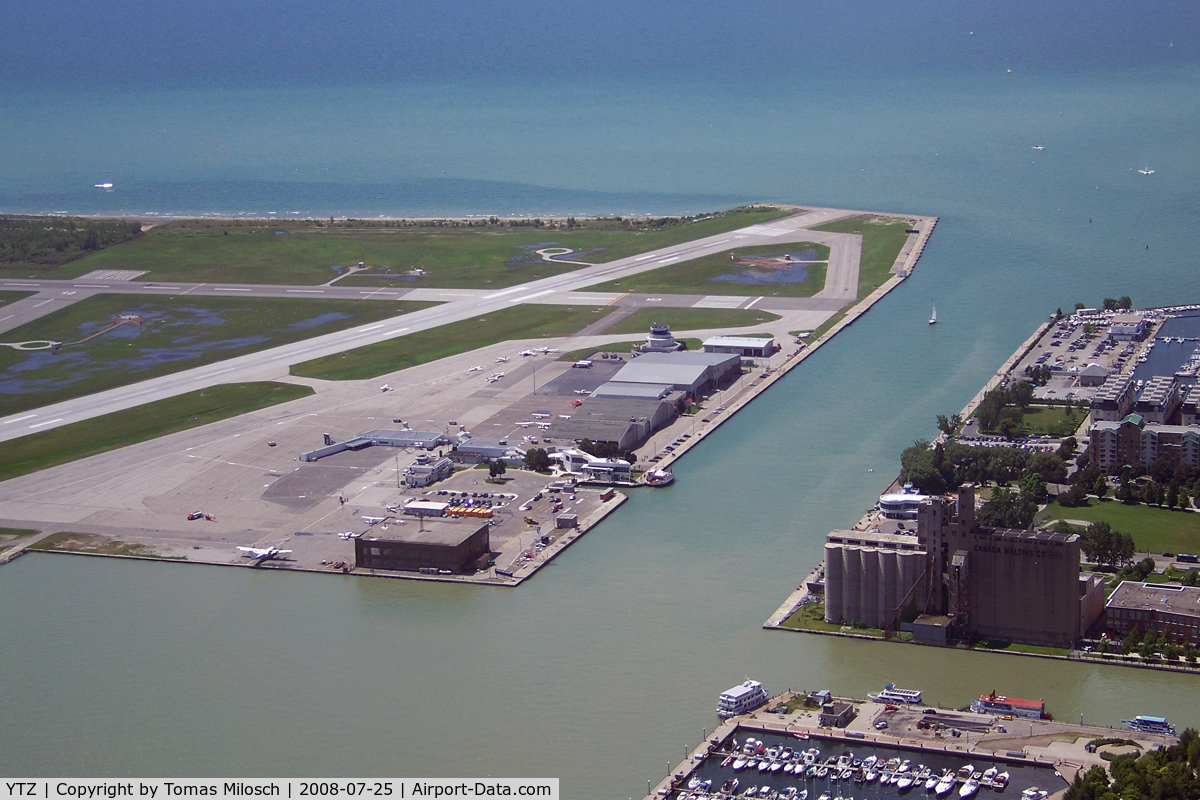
(30, 207, 794, 286)
(0, 290, 35, 306)
(1043, 498, 1200, 554)
(1019, 404, 1087, 437)
(28, 532, 175, 558)
(582, 241, 829, 297)
(0, 382, 313, 483)
(292, 304, 614, 381)
(605, 307, 781, 335)
(0, 294, 431, 416)
(811, 215, 913, 296)
(0, 527, 38, 546)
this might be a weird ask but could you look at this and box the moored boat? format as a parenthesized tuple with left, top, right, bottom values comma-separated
(958, 778, 979, 799)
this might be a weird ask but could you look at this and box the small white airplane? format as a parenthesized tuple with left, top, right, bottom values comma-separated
(1031, 144, 1044, 151)
(380, 384, 393, 392)
(237, 546, 292, 560)
(362, 516, 385, 525)
(338, 531, 362, 540)
(515, 421, 536, 428)
(467, 365, 483, 372)
(519, 349, 535, 357)
(495, 356, 509, 363)
(537, 346, 558, 354)
(1139, 167, 1155, 175)
(574, 389, 590, 395)
(535, 422, 551, 430)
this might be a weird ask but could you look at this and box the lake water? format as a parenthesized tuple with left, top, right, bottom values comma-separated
(2, 2, 1200, 796)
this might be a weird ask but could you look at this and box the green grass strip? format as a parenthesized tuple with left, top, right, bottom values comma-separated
(292, 303, 616, 381)
(0, 381, 313, 483)
(1043, 498, 1200, 555)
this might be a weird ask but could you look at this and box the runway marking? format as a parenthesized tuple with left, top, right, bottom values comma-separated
(3, 283, 41, 288)
(213, 287, 252, 292)
(28, 418, 64, 429)
(3, 414, 37, 424)
(385, 327, 410, 335)
(483, 287, 525, 299)
(287, 289, 325, 293)
(176, 283, 207, 297)
(359, 287, 397, 300)
(32, 299, 54, 308)
(634, 254, 657, 261)
(73, 284, 110, 289)
(739, 225, 791, 237)
(508, 289, 556, 303)
(609, 292, 629, 306)
(207, 367, 236, 377)
(357, 323, 385, 332)
(693, 295, 750, 309)
(0, 314, 13, 322)
(657, 256, 680, 264)
(709, 239, 730, 246)
(744, 296, 764, 309)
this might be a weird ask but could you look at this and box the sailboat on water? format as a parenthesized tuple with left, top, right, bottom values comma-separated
(929, 302, 937, 325)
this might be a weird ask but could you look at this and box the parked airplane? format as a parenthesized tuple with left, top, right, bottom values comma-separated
(519, 350, 536, 357)
(338, 531, 363, 539)
(362, 516, 385, 525)
(515, 421, 536, 428)
(380, 384, 393, 392)
(237, 546, 292, 561)
(537, 346, 558, 354)
(467, 365, 483, 372)
(495, 356, 509, 363)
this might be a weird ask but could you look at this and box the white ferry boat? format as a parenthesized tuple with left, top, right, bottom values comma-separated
(645, 468, 675, 487)
(1122, 715, 1175, 735)
(868, 684, 923, 704)
(717, 680, 770, 718)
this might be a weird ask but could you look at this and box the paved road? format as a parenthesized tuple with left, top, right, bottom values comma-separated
(0, 208, 864, 441)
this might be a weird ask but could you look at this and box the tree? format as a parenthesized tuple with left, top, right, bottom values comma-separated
(1059, 436, 1077, 459)
(1116, 480, 1140, 505)
(1093, 477, 1108, 500)
(978, 487, 1037, 529)
(1057, 483, 1090, 508)
(1028, 451, 1068, 483)
(488, 459, 507, 479)
(900, 442, 949, 495)
(1145, 480, 1162, 506)
(1010, 380, 1035, 410)
(1019, 471, 1047, 503)
(1167, 480, 1180, 509)
(523, 448, 550, 472)
(1102, 297, 1119, 311)
(936, 413, 963, 436)
(1117, 296, 1132, 310)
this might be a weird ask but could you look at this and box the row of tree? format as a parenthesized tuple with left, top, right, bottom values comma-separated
(900, 439, 1067, 496)
(0, 218, 142, 267)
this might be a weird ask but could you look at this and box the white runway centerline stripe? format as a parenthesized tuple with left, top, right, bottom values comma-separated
(657, 256, 680, 264)
(213, 287, 252, 292)
(29, 418, 64, 429)
(73, 284, 110, 289)
(357, 323, 385, 332)
(508, 289, 556, 303)
(3, 414, 38, 424)
(483, 287, 525, 299)
(286, 289, 325, 293)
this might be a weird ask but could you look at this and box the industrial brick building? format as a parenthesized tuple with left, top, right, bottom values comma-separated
(1105, 581, 1200, 645)
(823, 484, 1105, 648)
(355, 518, 490, 574)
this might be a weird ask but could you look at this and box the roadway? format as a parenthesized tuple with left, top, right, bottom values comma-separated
(0, 207, 866, 441)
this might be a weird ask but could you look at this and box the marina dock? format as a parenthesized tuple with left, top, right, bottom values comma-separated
(644, 690, 1175, 800)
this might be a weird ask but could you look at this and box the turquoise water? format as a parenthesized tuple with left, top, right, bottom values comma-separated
(3, 3, 1200, 796)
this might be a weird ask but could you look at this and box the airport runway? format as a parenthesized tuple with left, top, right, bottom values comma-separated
(0, 208, 869, 440)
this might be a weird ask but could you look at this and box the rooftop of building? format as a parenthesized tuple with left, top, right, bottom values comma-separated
(1138, 375, 1178, 405)
(702, 335, 776, 348)
(613, 351, 740, 387)
(980, 527, 1079, 545)
(1092, 372, 1134, 402)
(827, 528, 923, 548)
(361, 516, 487, 547)
(359, 429, 448, 445)
(1106, 580, 1200, 615)
(590, 381, 675, 400)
